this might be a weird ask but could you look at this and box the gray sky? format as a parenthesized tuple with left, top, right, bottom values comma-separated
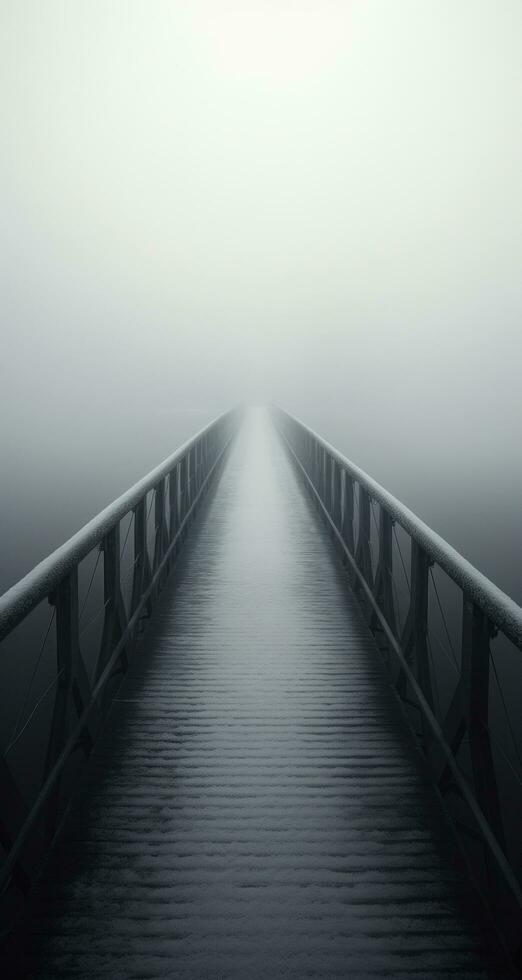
(1, 0, 521, 464)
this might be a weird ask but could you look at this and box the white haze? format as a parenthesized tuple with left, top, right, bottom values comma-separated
(1, 1, 521, 598)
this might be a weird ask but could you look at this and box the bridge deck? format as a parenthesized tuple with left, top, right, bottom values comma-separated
(9, 411, 494, 978)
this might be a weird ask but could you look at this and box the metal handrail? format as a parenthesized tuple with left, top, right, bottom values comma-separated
(274, 407, 522, 649)
(0, 410, 237, 642)
(272, 404, 522, 967)
(0, 406, 241, 921)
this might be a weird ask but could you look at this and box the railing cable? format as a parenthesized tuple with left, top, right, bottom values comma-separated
(430, 630, 460, 676)
(369, 499, 379, 536)
(78, 597, 111, 640)
(429, 566, 458, 667)
(79, 549, 102, 622)
(4, 607, 56, 754)
(119, 512, 134, 561)
(489, 646, 522, 775)
(146, 489, 155, 526)
(392, 522, 411, 593)
(119, 555, 141, 605)
(4, 667, 65, 758)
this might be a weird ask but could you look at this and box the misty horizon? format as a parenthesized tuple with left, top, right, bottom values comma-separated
(1, 1, 521, 599)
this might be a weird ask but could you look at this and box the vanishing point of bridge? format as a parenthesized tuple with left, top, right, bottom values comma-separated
(1, 408, 522, 977)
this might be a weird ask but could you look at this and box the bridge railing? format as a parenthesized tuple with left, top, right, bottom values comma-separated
(0, 408, 240, 919)
(273, 405, 522, 965)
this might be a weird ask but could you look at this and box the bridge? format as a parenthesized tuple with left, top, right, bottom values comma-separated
(0, 407, 521, 978)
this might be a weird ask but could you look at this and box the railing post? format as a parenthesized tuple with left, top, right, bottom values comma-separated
(398, 541, 433, 711)
(373, 509, 397, 639)
(175, 461, 183, 540)
(168, 465, 178, 557)
(297, 428, 304, 467)
(315, 442, 322, 496)
(196, 439, 203, 495)
(332, 460, 343, 529)
(97, 525, 129, 683)
(341, 471, 354, 555)
(192, 441, 199, 499)
(462, 602, 505, 857)
(45, 569, 91, 836)
(324, 450, 330, 509)
(200, 437, 207, 492)
(153, 478, 169, 588)
(305, 431, 310, 470)
(327, 454, 334, 515)
(131, 498, 152, 624)
(188, 446, 195, 511)
(185, 447, 193, 516)
(354, 487, 373, 590)
(181, 451, 190, 520)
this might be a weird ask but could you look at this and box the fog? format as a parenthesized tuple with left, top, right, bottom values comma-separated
(1, 0, 521, 600)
